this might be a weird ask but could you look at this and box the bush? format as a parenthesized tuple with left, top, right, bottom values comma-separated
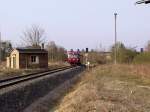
(88, 51, 107, 64)
(133, 52, 150, 64)
(111, 42, 137, 63)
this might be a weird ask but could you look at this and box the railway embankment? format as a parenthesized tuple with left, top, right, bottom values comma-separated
(0, 66, 85, 112)
(54, 64, 150, 112)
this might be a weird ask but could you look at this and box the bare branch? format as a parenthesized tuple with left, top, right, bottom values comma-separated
(21, 25, 46, 47)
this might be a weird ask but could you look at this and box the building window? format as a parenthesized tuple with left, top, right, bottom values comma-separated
(31, 56, 39, 64)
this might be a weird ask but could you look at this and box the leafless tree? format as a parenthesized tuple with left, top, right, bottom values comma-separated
(46, 41, 67, 62)
(21, 25, 46, 47)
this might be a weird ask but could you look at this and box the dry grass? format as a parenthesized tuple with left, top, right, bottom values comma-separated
(54, 64, 150, 112)
(0, 69, 37, 80)
(0, 62, 68, 80)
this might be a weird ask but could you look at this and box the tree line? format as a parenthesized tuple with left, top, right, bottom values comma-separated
(0, 25, 67, 62)
(1, 24, 150, 64)
(80, 41, 150, 65)
(111, 41, 150, 64)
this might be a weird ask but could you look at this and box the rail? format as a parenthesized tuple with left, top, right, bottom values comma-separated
(0, 66, 73, 89)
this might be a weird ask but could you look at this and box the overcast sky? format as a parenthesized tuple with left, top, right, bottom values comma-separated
(0, 0, 150, 51)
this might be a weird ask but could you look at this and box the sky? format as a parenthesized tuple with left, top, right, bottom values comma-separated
(0, 0, 150, 51)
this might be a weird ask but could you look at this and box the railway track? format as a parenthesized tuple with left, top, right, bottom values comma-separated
(0, 66, 73, 90)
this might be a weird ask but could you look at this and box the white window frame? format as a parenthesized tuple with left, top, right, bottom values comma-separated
(31, 55, 39, 64)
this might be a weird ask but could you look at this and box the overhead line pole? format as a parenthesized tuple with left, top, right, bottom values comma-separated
(0, 32, 1, 63)
(114, 13, 117, 65)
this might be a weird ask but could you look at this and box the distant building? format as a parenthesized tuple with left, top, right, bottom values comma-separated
(7, 47, 48, 69)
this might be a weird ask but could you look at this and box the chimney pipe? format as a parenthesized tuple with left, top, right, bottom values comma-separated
(41, 43, 44, 49)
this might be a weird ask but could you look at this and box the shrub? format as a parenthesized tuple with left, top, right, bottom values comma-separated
(88, 51, 107, 64)
(133, 52, 150, 64)
(111, 42, 137, 63)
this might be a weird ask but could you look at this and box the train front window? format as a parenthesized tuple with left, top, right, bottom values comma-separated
(68, 54, 78, 58)
(73, 55, 78, 58)
(68, 54, 73, 58)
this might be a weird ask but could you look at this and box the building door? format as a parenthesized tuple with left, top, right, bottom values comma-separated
(9, 57, 11, 68)
(13, 57, 16, 68)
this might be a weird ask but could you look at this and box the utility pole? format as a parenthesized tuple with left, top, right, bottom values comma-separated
(0, 32, 1, 63)
(114, 13, 117, 64)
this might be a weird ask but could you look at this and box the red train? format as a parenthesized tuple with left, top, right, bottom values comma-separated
(66, 50, 81, 65)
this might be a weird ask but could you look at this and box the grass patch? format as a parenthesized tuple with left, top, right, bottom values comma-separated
(54, 64, 150, 112)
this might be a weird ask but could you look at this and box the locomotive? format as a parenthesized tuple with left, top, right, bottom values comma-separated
(66, 50, 81, 65)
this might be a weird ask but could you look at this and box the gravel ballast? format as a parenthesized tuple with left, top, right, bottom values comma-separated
(0, 66, 85, 112)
